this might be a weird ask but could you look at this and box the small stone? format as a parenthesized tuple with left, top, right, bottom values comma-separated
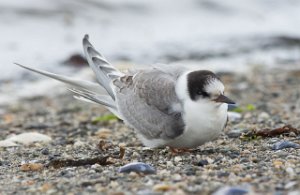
(285, 167, 295, 176)
(284, 181, 297, 189)
(259, 112, 270, 118)
(174, 156, 182, 163)
(258, 112, 270, 122)
(240, 175, 252, 182)
(10, 132, 51, 145)
(41, 148, 49, 155)
(173, 174, 182, 181)
(40, 183, 52, 193)
(153, 184, 173, 192)
(73, 140, 85, 147)
(166, 161, 174, 167)
(95, 128, 112, 139)
(227, 129, 246, 138)
(20, 163, 44, 172)
(197, 159, 209, 167)
(217, 172, 230, 178)
(273, 160, 284, 169)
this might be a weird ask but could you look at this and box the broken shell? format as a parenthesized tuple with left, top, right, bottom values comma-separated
(272, 140, 300, 150)
(118, 162, 156, 174)
(213, 186, 249, 195)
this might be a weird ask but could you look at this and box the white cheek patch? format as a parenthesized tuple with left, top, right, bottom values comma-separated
(205, 78, 224, 94)
(175, 72, 190, 100)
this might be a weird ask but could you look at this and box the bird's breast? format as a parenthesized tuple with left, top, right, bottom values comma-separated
(168, 100, 228, 148)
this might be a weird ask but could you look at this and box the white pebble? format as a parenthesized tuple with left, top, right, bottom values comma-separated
(0, 132, 52, 147)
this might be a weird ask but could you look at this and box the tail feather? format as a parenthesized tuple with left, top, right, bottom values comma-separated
(68, 88, 116, 109)
(70, 90, 121, 118)
(15, 63, 106, 95)
(15, 63, 121, 116)
(83, 35, 124, 100)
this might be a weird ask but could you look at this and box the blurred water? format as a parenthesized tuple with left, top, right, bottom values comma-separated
(0, 0, 300, 104)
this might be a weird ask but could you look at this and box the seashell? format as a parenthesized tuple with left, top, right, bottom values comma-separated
(213, 186, 249, 195)
(118, 162, 156, 174)
(272, 140, 300, 150)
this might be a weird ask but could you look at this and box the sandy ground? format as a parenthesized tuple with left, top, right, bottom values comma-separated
(0, 67, 300, 195)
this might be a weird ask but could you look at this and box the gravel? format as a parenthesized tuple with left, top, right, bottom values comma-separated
(0, 67, 300, 194)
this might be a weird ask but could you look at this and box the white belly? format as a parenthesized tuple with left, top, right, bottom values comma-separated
(168, 100, 228, 148)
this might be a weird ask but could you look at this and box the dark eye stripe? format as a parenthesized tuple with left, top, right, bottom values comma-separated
(202, 92, 210, 97)
(197, 91, 210, 98)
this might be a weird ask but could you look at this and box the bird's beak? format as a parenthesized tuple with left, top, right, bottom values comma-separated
(214, 94, 235, 104)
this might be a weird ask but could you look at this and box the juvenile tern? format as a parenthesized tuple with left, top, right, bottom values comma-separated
(16, 35, 235, 149)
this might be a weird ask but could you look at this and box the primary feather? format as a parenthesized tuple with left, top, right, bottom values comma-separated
(82, 35, 124, 100)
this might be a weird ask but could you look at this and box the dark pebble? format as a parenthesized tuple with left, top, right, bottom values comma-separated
(185, 166, 196, 176)
(118, 162, 156, 174)
(41, 148, 50, 155)
(272, 140, 300, 150)
(24, 123, 50, 130)
(240, 158, 249, 163)
(227, 129, 247, 138)
(217, 172, 230, 178)
(197, 159, 209, 166)
(228, 151, 240, 159)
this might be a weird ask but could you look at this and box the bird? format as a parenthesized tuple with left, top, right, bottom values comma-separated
(16, 35, 235, 149)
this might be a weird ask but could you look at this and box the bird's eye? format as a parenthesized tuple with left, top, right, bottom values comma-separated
(198, 91, 209, 97)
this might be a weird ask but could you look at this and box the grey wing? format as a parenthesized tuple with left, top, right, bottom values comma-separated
(82, 35, 124, 99)
(114, 69, 185, 140)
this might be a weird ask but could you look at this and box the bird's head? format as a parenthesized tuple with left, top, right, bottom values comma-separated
(176, 70, 235, 106)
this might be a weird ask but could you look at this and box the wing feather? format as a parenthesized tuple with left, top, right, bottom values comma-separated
(115, 69, 185, 141)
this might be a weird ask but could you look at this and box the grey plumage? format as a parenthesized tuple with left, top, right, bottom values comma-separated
(82, 35, 124, 100)
(113, 69, 185, 140)
(15, 63, 106, 95)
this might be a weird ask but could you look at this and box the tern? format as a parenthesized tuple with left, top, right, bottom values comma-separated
(16, 35, 235, 149)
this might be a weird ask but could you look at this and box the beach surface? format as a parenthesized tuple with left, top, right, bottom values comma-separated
(1, 66, 299, 195)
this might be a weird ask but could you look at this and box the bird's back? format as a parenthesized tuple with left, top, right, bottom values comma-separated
(113, 69, 185, 146)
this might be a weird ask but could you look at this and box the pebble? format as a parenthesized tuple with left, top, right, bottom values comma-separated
(285, 167, 295, 177)
(118, 162, 156, 174)
(166, 161, 174, 167)
(0, 132, 52, 146)
(272, 140, 300, 150)
(20, 163, 44, 172)
(41, 148, 50, 155)
(227, 129, 247, 138)
(174, 156, 182, 163)
(73, 140, 86, 147)
(197, 159, 209, 167)
(273, 160, 284, 169)
(173, 174, 182, 181)
(153, 184, 173, 192)
(258, 112, 270, 120)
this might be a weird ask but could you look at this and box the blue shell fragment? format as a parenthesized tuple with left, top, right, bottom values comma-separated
(213, 186, 249, 195)
(272, 140, 300, 150)
(118, 162, 156, 174)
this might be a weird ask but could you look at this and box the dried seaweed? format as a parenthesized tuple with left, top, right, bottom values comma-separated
(48, 156, 111, 169)
(241, 125, 300, 140)
(255, 125, 300, 137)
